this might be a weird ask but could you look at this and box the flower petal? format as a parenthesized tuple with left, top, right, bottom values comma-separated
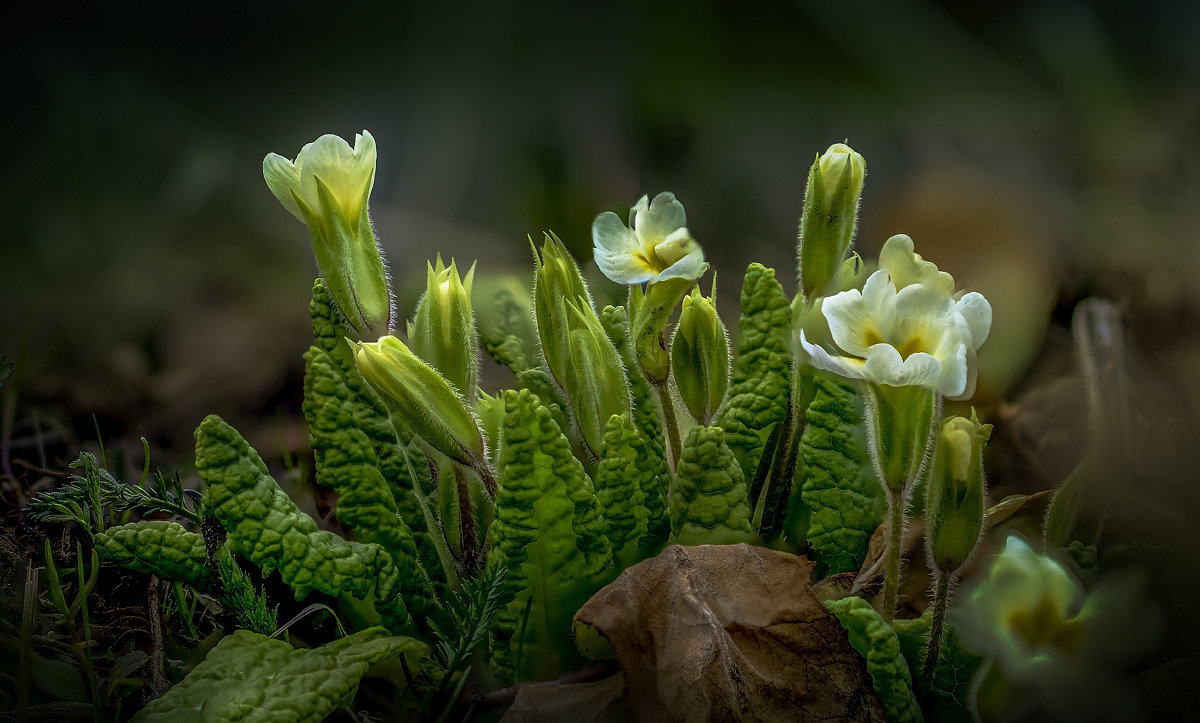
(934, 342, 969, 398)
(822, 288, 873, 357)
(296, 132, 376, 222)
(860, 270, 898, 334)
(652, 228, 707, 281)
(634, 192, 687, 249)
(891, 282, 955, 347)
(263, 153, 303, 223)
(799, 330, 866, 380)
(879, 234, 955, 295)
(593, 212, 655, 284)
(863, 345, 941, 388)
(955, 291, 993, 350)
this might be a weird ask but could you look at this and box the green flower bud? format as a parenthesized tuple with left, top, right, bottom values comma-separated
(926, 411, 991, 573)
(628, 276, 694, 385)
(797, 142, 866, 301)
(531, 232, 631, 457)
(670, 286, 730, 425)
(561, 297, 633, 458)
(354, 335, 486, 471)
(532, 231, 591, 380)
(406, 255, 479, 403)
(264, 131, 392, 337)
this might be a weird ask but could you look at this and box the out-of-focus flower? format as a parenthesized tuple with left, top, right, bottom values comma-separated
(263, 131, 391, 337)
(955, 535, 1158, 721)
(592, 192, 708, 286)
(799, 234, 991, 399)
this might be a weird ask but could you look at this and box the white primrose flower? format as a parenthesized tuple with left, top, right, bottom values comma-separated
(591, 192, 708, 285)
(799, 234, 991, 399)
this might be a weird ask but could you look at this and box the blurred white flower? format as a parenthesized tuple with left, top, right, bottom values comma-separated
(592, 192, 708, 285)
(799, 234, 991, 399)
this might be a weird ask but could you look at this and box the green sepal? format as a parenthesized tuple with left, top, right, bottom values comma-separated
(825, 596, 923, 723)
(487, 389, 612, 682)
(798, 375, 886, 574)
(669, 425, 754, 545)
(863, 383, 939, 493)
(195, 415, 412, 631)
(717, 263, 793, 483)
(95, 521, 209, 587)
(132, 627, 428, 723)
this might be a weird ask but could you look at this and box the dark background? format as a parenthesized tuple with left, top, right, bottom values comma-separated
(3, 0, 1198, 505)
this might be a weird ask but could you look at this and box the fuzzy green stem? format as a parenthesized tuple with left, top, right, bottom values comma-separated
(923, 570, 951, 686)
(654, 381, 682, 470)
(882, 489, 905, 623)
(454, 467, 482, 578)
(399, 446, 460, 593)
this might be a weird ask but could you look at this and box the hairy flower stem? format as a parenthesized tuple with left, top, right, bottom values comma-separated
(454, 467, 482, 578)
(653, 381, 682, 470)
(923, 570, 951, 686)
(882, 490, 905, 623)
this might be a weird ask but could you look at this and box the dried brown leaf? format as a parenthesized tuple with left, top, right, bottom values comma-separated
(573, 544, 884, 722)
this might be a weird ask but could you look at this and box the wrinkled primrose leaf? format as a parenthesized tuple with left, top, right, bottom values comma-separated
(133, 627, 427, 723)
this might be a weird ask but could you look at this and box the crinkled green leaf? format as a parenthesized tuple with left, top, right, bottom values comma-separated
(133, 627, 427, 723)
(513, 367, 571, 439)
(307, 280, 442, 587)
(894, 612, 980, 723)
(488, 389, 612, 681)
(799, 375, 886, 574)
(825, 596, 923, 723)
(195, 415, 411, 631)
(669, 425, 754, 545)
(594, 414, 658, 565)
(304, 280, 438, 618)
(601, 304, 669, 545)
(96, 521, 209, 586)
(717, 263, 793, 483)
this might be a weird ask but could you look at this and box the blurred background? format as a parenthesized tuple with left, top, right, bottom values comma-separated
(3, 1, 1199, 533)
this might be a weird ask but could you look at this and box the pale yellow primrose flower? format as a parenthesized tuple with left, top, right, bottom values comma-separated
(799, 234, 991, 399)
(263, 131, 377, 227)
(591, 192, 708, 285)
(263, 131, 391, 337)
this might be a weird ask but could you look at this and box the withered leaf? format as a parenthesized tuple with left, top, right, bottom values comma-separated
(573, 544, 885, 722)
(501, 671, 629, 723)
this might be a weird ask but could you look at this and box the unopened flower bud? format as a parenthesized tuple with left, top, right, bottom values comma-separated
(407, 255, 479, 403)
(797, 142, 866, 301)
(532, 233, 631, 458)
(926, 411, 991, 573)
(354, 335, 486, 471)
(533, 231, 591, 381)
(671, 286, 730, 425)
(264, 131, 392, 337)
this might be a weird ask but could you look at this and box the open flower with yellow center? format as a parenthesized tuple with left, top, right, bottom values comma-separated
(591, 192, 708, 285)
(799, 234, 991, 399)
